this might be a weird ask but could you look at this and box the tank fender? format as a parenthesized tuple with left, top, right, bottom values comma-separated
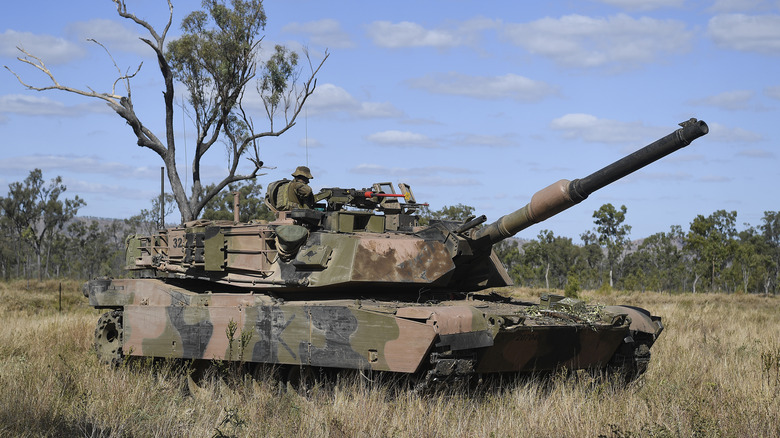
(604, 305, 663, 339)
(396, 306, 494, 351)
(436, 331, 494, 351)
(83, 277, 112, 298)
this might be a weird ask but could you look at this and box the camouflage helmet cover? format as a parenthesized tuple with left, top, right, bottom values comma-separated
(292, 166, 314, 179)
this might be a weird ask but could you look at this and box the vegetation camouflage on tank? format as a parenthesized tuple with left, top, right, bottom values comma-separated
(85, 119, 708, 384)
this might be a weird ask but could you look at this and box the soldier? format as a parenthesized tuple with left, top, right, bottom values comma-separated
(280, 166, 315, 210)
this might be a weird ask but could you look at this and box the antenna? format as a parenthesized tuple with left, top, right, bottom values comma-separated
(182, 97, 188, 193)
(160, 166, 165, 228)
(305, 107, 309, 167)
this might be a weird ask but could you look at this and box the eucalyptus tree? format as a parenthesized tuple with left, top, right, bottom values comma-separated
(520, 230, 579, 290)
(6, 0, 327, 222)
(0, 169, 85, 280)
(684, 210, 737, 293)
(760, 211, 780, 294)
(638, 225, 685, 292)
(201, 179, 274, 222)
(578, 230, 604, 290)
(730, 227, 773, 294)
(591, 203, 632, 288)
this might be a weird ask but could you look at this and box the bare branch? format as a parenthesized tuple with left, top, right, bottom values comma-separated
(113, 0, 171, 50)
(5, 47, 123, 104)
(252, 50, 328, 140)
(87, 38, 142, 97)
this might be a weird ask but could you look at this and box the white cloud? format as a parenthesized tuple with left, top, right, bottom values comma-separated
(365, 18, 499, 49)
(550, 113, 661, 143)
(367, 21, 461, 49)
(297, 137, 323, 148)
(305, 83, 404, 118)
(688, 90, 755, 110)
(450, 133, 516, 148)
(765, 85, 780, 100)
(1, 30, 86, 65)
(707, 14, 780, 54)
(67, 19, 149, 56)
(709, 0, 769, 13)
(707, 122, 764, 142)
(366, 130, 437, 148)
(0, 154, 160, 179)
(357, 102, 405, 118)
(503, 14, 692, 69)
(282, 19, 354, 48)
(63, 178, 153, 199)
(737, 148, 774, 158)
(0, 94, 109, 116)
(350, 164, 479, 186)
(307, 83, 357, 112)
(593, 0, 685, 11)
(406, 72, 557, 102)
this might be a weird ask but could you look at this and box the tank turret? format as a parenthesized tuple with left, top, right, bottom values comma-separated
(84, 119, 708, 387)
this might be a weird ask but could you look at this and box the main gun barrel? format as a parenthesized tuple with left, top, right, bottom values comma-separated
(473, 118, 709, 244)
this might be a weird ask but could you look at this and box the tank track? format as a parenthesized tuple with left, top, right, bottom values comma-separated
(414, 353, 478, 393)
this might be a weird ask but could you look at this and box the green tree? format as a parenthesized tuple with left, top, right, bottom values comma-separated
(591, 203, 631, 288)
(578, 230, 603, 290)
(0, 176, 37, 278)
(624, 225, 685, 292)
(514, 230, 580, 290)
(521, 230, 558, 289)
(418, 203, 476, 226)
(0, 216, 15, 279)
(201, 179, 274, 222)
(684, 210, 737, 293)
(760, 211, 780, 294)
(730, 227, 772, 294)
(125, 193, 177, 236)
(494, 239, 523, 285)
(63, 220, 125, 279)
(7, 0, 327, 223)
(621, 249, 653, 292)
(0, 169, 85, 280)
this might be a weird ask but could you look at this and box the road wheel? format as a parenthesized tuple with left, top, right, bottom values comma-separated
(607, 338, 651, 382)
(95, 310, 123, 367)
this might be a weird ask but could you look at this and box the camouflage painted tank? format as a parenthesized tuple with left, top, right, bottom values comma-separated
(85, 119, 709, 386)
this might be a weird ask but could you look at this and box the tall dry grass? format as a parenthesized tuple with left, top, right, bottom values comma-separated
(1, 280, 778, 437)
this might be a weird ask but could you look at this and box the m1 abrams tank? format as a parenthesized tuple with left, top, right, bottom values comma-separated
(85, 119, 708, 386)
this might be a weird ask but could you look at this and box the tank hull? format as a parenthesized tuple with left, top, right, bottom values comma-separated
(85, 278, 661, 379)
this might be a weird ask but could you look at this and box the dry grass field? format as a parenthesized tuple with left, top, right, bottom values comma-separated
(1, 280, 779, 437)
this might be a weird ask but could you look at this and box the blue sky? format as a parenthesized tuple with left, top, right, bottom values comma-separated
(1, 0, 778, 240)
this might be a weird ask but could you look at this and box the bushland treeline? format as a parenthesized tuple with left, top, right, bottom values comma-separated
(495, 207, 780, 295)
(0, 169, 270, 281)
(1, 170, 778, 294)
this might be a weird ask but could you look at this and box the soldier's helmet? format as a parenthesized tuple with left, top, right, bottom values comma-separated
(292, 166, 314, 180)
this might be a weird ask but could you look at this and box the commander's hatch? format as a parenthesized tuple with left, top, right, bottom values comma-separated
(373, 182, 401, 213)
(372, 182, 427, 216)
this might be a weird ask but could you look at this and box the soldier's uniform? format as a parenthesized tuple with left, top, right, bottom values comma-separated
(275, 166, 315, 210)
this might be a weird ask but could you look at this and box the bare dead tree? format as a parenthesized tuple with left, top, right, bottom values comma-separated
(5, 0, 327, 222)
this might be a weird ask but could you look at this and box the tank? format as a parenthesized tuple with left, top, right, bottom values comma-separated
(85, 119, 709, 386)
